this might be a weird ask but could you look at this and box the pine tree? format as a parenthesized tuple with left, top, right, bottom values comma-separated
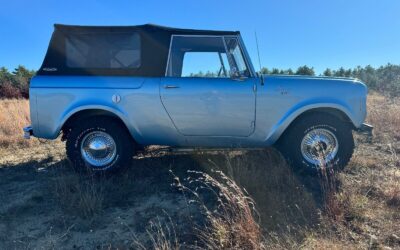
(295, 65, 315, 76)
(323, 68, 332, 76)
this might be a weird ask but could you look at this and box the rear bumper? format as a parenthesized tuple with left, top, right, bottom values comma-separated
(355, 123, 373, 136)
(23, 125, 33, 139)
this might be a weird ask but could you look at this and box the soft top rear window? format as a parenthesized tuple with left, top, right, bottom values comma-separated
(65, 32, 141, 69)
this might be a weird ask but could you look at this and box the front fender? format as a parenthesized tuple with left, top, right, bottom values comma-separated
(265, 99, 359, 145)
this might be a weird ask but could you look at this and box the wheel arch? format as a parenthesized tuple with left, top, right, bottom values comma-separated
(60, 107, 136, 143)
(269, 104, 356, 145)
(295, 107, 354, 127)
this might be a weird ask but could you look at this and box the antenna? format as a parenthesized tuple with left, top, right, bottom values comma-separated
(254, 31, 264, 85)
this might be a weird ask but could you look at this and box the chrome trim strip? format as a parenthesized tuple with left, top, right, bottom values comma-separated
(165, 35, 174, 77)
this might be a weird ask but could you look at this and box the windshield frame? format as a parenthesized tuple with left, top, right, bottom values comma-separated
(165, 34, 256, 78)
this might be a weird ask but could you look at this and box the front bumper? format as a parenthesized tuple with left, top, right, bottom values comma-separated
(356, 123, 373, 136)
(23, 125, 33, 139)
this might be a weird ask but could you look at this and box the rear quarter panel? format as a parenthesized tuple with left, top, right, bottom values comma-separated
(30, 76, 183, 145)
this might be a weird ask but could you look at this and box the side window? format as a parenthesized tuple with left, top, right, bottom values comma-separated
(65, 32, 141, 69)
(181, 52, 230, 77)
(167, 36, 230, 78)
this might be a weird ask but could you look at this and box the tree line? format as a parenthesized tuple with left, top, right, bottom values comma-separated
(260, 64, 400, 96)
(1, 64, 399, 98)
(0, 66, 35, 98)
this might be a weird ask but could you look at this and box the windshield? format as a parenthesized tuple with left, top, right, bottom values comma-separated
(166, 35, 251, 78)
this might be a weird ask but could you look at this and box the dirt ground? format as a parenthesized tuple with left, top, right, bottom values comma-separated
(0, 139, 322, 249)
(1, 135, 399, 249)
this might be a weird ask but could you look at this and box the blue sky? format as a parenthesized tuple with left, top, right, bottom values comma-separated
(0, 0, 399, 74)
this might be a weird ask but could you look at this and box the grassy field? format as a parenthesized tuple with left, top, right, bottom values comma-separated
(0, 99, 32, 147)
(0, 93, 399, 249)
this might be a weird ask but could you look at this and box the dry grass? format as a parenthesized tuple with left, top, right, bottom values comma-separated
(308, 92, 400, 249)
(367, 92, 400, 141)
(131, 217, 180, 250)
(173, 170, 265, 249)
(52, 170, 105, 219)
(0, 99, 35, 148)
(365, 92, 400, 205)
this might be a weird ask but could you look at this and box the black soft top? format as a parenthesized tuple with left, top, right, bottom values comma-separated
(38, 24, 240, 77)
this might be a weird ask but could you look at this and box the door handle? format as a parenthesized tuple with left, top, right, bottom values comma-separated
(163, 85, 180, 89)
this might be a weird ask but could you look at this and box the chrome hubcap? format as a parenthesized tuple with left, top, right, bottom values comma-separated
(80, 131, 117, 167)
(301, 128, 339, 166)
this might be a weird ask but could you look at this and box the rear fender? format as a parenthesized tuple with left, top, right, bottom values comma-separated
(57, 104, 140, 142)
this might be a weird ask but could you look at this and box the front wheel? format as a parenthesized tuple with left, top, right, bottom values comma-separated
(66, 117, 134, 172)
(277, 113, 354, 173)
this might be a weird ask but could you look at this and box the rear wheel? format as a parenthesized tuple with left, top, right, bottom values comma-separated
(277, 113, 354, 173)
(66, 117, 134, 172)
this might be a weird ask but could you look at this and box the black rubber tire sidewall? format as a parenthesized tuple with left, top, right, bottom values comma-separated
(66, 117, 134, 172)
(278, 113, 354, 173)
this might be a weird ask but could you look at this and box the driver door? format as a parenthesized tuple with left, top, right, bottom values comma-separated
(160, 35, 256, 137)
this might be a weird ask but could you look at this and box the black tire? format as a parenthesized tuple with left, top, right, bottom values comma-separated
(277, 113, 354, 173)
(66, 116, 134, 173)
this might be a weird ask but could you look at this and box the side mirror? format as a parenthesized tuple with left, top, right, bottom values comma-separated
(230, 70, 240, 78)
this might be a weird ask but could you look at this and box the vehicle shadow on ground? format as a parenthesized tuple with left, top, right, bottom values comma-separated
(0, 147, 325, 248)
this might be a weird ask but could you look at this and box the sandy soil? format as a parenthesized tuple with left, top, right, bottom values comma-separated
(0, 140, 323, 249)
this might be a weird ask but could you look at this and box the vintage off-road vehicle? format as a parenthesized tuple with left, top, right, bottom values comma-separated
(24, 24, 372, 172)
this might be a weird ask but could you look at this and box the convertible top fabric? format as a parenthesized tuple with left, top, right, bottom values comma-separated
(38, 24, 240, 76)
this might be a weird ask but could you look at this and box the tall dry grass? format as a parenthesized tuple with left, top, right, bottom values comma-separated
(189, 171, 265, 249)
(367, 92, 400, 141)
(147, 170, 266, 249)
(366, 92, 400, 207)
(0, 99, 33, 148)
(52, 170, 105, 219)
